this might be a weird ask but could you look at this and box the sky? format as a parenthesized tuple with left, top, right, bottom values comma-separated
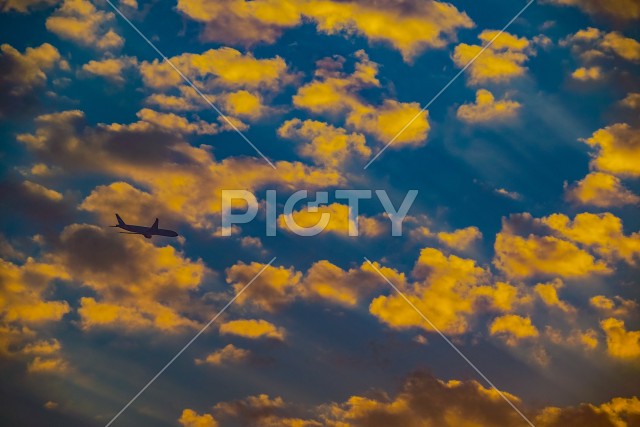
(0, 0, 639, 426)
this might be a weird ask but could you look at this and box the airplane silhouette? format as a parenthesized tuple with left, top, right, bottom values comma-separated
(110, 214, 178, 238)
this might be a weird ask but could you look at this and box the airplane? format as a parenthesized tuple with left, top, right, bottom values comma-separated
(110, 214, 178, 238)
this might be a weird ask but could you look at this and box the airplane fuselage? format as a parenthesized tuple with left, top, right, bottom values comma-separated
(118, 224, 178, 238)
(112, 214, 179, 238)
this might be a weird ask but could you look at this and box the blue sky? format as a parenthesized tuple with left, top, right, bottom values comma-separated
(1, 0, 639, 426)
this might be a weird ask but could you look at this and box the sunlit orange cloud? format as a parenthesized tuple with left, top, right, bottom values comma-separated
(493, 213, 612, 279)
(456, 89, 521, 124)
(453, 30, 531, 85)
(226, 259, 394, 310)
(48, 224, 207, 333)
(489, 314, 539, 346)
(582, 123, 640, 177)
(80, 56, 137, 83)
(179, 370, 640, 426)
(277, 203, 385, 238)
(45, 0, 124, 51)
(601, 318, 640, 361)
(565, 172, 640, 207)
(293, 50, 430, 147)
(0, 42, 65, 95)
(18, 109, 344, 228)
(176, 0, 473, 61)
(195, 344, 251, 366)
(437, 226, 482, 250)
(219, 319, 286, 341)
(370, 248, 527, 335)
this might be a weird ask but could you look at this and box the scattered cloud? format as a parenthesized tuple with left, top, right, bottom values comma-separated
(453, 30, 531, 85)
(46, 0, 124, 51)
(176, 0, 473, 62)
(219, 319, 286, 341)
(582, 123, 640, 177)
(565, 172, 639, 207)
(457, 89, 521, 123)
(195, 344, 251, 366)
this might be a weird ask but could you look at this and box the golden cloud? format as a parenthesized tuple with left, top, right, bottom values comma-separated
(493, 228, 610, 280)
(278, 118, 370, 168)
(453, 30, 531, 85)
(601, 318, 640, 360)
(0, 257, 70, 325)
(590, 295, 638, 318)
(457, 89, 521, 123)
(437, 226, 482, 250)
(490, 314, 539, 346)
(542, 212, 640, 265)
(81, 56, 137, 83)
(176, 0, 473, 62)
(226, 262, 302, 312)
(140, 47, 293, 91)
(46, 0, 123, 50)
(369, 248, 522, 335)
(50, 224, 206, 333)
(277, 203, 385, 237)
(179, 409, 219, 427)
(19, 109, 343, 228)
(565, 171, 640, 207)
(195, 343, 251, 366)
(219, 319, 286, 341)
(0, 42, 63, 95)
(582, 123, 640, 177)
(571, 66, 603, 81)
(293, 51, 430, 147)
(534, 279, 574, 313)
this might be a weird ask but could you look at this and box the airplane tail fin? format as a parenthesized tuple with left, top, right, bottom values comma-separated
(115, 213, 126, 226)
(151, 218, 159, 230)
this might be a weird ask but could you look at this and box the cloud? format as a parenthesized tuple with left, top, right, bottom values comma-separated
(222, 90, 269, 120)
(534, 279, 574, 313)
(582, 123, 640, 177)
(536, 395, 640, 427)
(453, 30, 531, 85)
(293, 51, 430, 147)
(18, 109, 344, 228)
(195, 344, 251, 366)
(106, 108, 219, 135)
(219, 319, 286, 341)
(590, 295, 638, 318)
(565, 172, 640, 207)
(370, 248, 523, 335)
(179, 409, 219, 427)
(541, 212, 640, 265)
(544, 0, 640, 21)
(1, 0, 58, 13)
(621, 92, 640, 109)
(0, 257, 70, 325)
(571, 66, 603, 81)
(601, 318, 640, 360)
(0, 42, 64, 117)
(50, 224, 206, 333)
(46, 0, 124, 50)
(303, 260, 392, 307)
(176, 0, 473, 62)
(226, 262, 302, 313)
(278, 118, 371, 168)
(277, 203, 385, 237)
(139, 47, 294, 91)
(437, 226, 482, 250)
(489, 314, 539, 346)
(493, 214, 611, 279)
(80, 56, 137, 83)
(457, 89, 521, 123)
